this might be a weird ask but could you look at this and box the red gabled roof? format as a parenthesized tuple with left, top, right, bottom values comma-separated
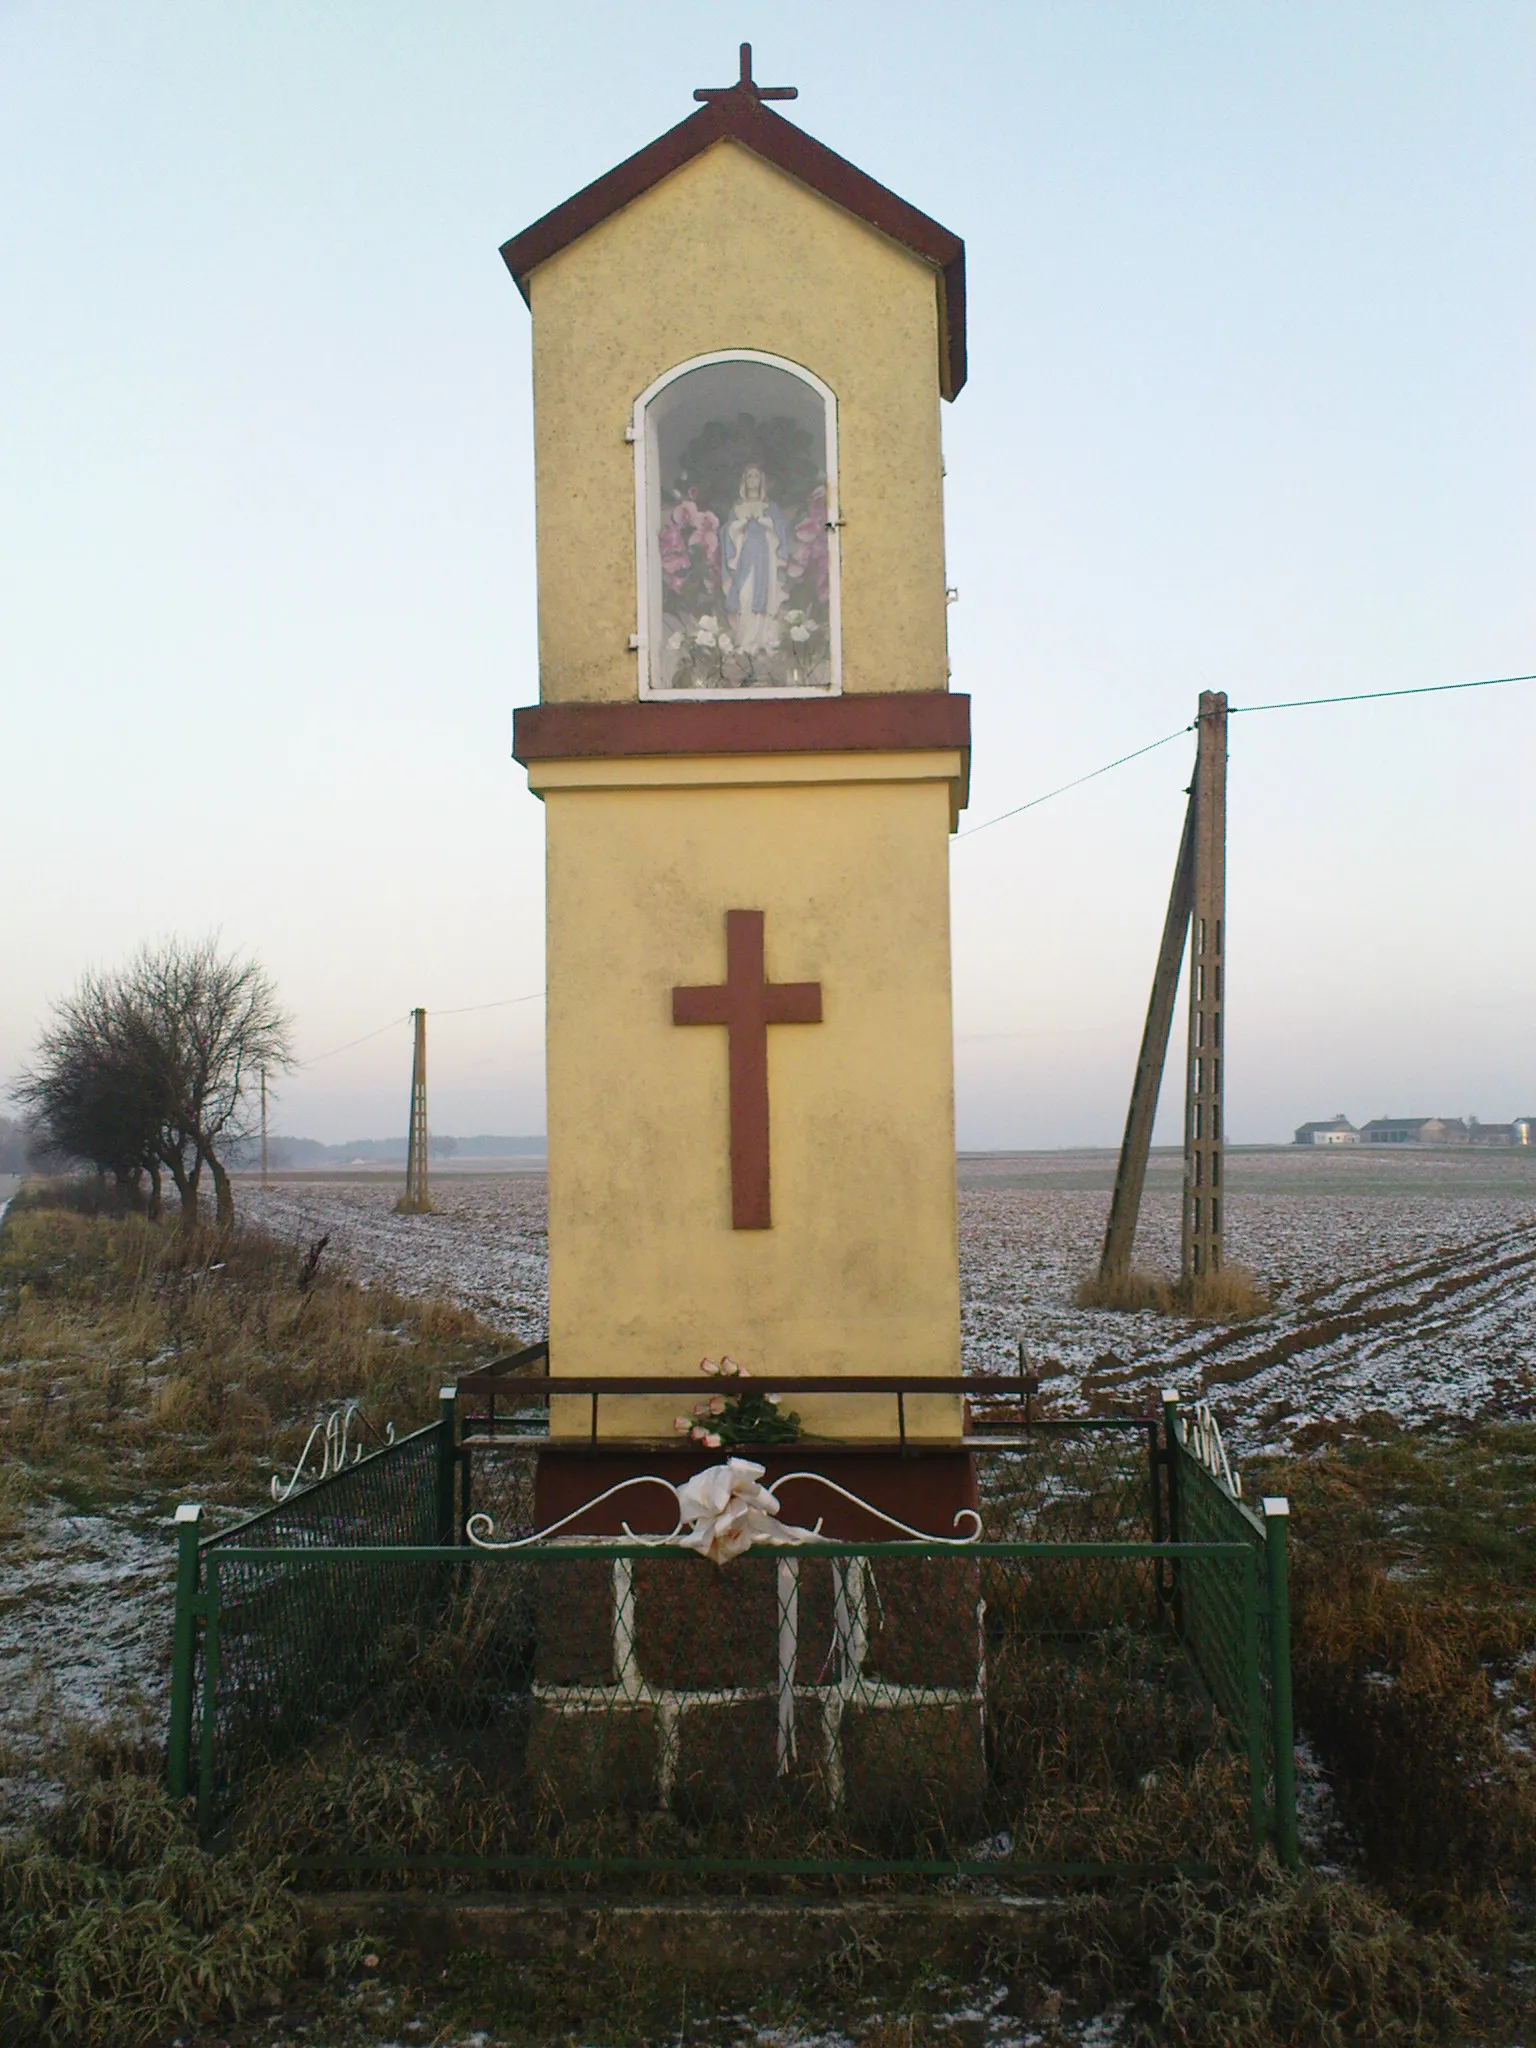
(500, 84, 967, 400)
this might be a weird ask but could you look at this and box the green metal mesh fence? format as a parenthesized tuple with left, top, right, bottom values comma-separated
(169, 1409, 1294, 1881)
(188, 1539, 1259, 1882)
(971, 1423, 1157, 1544)
(202, 1420, 446, 1552)
(1167, 1417, 1277, 1847)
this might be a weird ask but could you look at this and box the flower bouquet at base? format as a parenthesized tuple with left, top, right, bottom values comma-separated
(674, 1356, 802, 1450)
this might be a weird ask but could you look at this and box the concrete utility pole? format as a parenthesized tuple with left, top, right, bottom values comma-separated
(398, 1009, 432, 1215)
(259, 1069, 269, 1188)
(1099, 793, 1196, 1280)
(1181, 693, 1228, 1281)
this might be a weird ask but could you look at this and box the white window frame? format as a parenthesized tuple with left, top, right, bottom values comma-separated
(633, 349, 842, 700)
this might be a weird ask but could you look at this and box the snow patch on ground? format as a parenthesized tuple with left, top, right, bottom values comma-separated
(241, 1153, 1536, 1455)
(0, 1502, 170, 1760)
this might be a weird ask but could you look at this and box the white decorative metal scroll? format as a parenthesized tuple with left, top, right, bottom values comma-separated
(270, 1403, 396, 1503)
(1185, 1400, 1240, 1497)
(465, 1455, 984, 1562)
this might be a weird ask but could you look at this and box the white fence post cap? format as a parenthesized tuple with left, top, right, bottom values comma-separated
(1160, 1387, 1180, 1406)
(1261, 1496, 1290, 1518)
(174, 1503, 202, 1524)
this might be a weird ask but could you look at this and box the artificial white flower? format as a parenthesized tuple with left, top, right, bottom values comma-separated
(717, 632, 733, 652)
(789, 625, 810, 643)
(694, 630, 716, 648)
(675, 1458, 816, 1566)
(667, 631, 683, 650)
(697, 614, 718, 631)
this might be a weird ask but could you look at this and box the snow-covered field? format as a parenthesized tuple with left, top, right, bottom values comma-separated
(242, 1147, 1536, 1453)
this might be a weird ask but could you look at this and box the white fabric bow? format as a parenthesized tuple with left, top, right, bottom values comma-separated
(675, 1458, 815, 1566)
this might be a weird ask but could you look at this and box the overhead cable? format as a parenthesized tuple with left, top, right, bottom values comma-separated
(296, 1015, 412, 1069)
(1231, 670, 1535, 715)
(955, 725, 1194, 840)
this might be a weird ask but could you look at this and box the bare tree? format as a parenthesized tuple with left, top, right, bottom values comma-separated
(126, 938, 294, 1228)
(16, 971, 167, 1210)
(19, 939, 294, 1228)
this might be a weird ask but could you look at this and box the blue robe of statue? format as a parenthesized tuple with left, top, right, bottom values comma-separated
(723, 499, 790, 624)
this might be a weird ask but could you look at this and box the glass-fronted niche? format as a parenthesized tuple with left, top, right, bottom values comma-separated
(636, 352, 840, 696)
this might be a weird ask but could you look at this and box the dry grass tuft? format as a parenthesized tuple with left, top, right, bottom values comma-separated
(0, 1745, 301, 2047)
(1167, 1264, 1271, 1322)
(1076, 1263, 1271, 1323)
(0, 1178, 522, 1515)
(1259, 1424, 1536, 1901)
(1075, 1268, 1168, 1313)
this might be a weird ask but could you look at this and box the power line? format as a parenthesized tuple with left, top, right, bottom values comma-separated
(1231, 670, 1536, 715)
(954, 665, 1534, 841)
(955, 725, 1194, 840)
(293, 992, 545, 1070)
(434, 992, 545, 1018)
(296, 1015, 412, 1069)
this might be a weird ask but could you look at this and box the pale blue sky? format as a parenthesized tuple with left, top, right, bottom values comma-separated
(3, 2, 1531, 1145)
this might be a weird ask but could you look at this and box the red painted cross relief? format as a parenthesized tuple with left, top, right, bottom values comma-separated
(672, 909, 822, 1229)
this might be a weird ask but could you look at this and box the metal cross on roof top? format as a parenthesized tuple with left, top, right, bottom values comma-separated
(694, 43, 797, 106)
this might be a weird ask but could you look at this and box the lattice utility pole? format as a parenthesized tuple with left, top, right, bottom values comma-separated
(1181, 692, 1227, 1281)
(1099, 793, 1195, 1281)
(397, 1009, 432, 1215)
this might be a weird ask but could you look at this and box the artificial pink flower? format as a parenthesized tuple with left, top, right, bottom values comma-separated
(660, 498, 721, 594)
(699, 1357, 721, 1376)
(788, 485, 829, 604)
(708, 1394, 727, 1416)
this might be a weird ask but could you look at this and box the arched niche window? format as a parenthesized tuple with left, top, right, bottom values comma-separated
(635, 352, 840, 697)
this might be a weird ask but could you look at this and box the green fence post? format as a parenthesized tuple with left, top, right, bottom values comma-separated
(1243, 1542, 1266, 1852)
(195, 1556, 221, 1838)
(166, 1504, 201, 1800)
(436, 1384, 458, 1544)
(1263, 1496, 1299, 1869)
(1161, 1390, 1184, 1634)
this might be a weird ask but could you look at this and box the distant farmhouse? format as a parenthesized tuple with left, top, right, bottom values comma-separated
(1294, 1114, 1535, 1148)
(1360, 1117, 1468, 1146)
(1294, 1116, 1360, 1146)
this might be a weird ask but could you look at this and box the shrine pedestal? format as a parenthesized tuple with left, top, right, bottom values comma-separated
(525, 1448, 986, 1836)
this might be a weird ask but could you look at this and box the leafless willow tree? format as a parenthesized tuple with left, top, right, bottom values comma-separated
(18, 938, 294, 1227)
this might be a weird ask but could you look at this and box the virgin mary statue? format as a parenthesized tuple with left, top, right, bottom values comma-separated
(721, 465, 789, 657)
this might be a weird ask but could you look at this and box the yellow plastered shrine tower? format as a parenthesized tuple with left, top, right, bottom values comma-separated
(504, 50, 970, 1449)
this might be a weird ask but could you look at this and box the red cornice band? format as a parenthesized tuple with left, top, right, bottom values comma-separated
(513, 692, 971, 766)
